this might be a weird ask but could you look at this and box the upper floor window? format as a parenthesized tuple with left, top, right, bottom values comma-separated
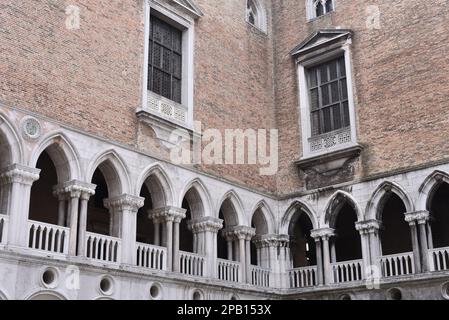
(148, 15, 183, 103)
(308, 0, 334, 20)
(246, 0, 267, 33)
(307, 57, 349, 136)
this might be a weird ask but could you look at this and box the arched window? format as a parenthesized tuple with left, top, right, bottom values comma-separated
(308, 0, 334, 20)
(246, 0, 267, 33)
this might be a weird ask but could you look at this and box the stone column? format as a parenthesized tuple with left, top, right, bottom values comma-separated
(188, 217, 223, 278)
(356, 220, 382, 278)
(52, 189, 68, 227)
(314, 237, 324, 285)
(149, 207, 186, 272)
(77, 186, 95, 256)
(311, 228, 335, 285)
(104, 194, 144, 265)
(0, 165, 40, 247)
(406, 211, 431, 273)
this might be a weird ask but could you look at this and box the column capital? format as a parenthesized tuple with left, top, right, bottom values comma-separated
(53, 180, 96, 199)
(148, 206, 186, 223)
(311, 228, 336, 240)
(253, 234, 290, 249)
(188, 217, 223, 233)
(405, 210, 430, 225)
(355, 219, 382, 234)
(0, 164, 40, 186)
(104, 194, 145, 212)
(222, 226, 256, 241)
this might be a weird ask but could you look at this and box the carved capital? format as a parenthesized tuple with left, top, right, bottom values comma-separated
(188, 217, 223, 234)
(311, 228, 336, 241)
(222, 226, 256, 241)
(53, 180, 96, 200)
(104, 194, 145, 212)
(0, 164, 40, 186)
(148, 206, 187, 223)
(405, 211, 430, 225)
(355, 219, 382, 234)
(253, 234, 289, 249)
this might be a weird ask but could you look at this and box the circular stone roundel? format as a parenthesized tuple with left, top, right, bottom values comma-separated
(21, 116, 42, 140)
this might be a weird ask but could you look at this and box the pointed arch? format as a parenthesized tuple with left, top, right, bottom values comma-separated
(180, 178, 213, 219)
(323, 190, 363, 227)
(246, 0, 268, 33)
(25, 290, 68, 301)
(136, 163, 175, 208)
(281, 200, 318, 234)
(0, 113, 23, 168)
(366, 181, 414, 221)
(417, 170, 449, 211)
(250, 200, 275, 234)
(30, 132, 81, 183)
(218, 190, 245, 227)
(87, 149, 130, 197)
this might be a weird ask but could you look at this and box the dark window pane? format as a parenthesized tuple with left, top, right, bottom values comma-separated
(162, 48, 171, 72)
(161, 72, 171, 99)
(310, 88, 319, 110)
(161, 23, 171, 47)
(153, 43, 162, 68)
(322, 84, 330, 106)
(331, 81, 339, 103)
(341, 79, 348, 100)
(323, 107, 332, 133)
(311, 111, 320, 136)
(325, 0, 333, 13)
(309, 69, 318, 87)
(173, 53, 182, 79)
(320, 64, 328, 83)
(343, 102, 350, 127)
(316, 3, 324, 17)
(329, 60, 338, 80)
(153, 69, 163, 95)
(173, 30, 182, 53)
(172, 79, 182, 103)
(339, 57, 346, 77)
(332, 104, 342, 130)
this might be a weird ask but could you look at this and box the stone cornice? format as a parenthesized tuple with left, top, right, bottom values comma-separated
(311, 228, 336, 240)
(355, 220, 382, 234)
(405, 211, 430, 225)
(222, 226, 256, 240)
(188, 217, 223, 233)
(0, 164, 40, 186)
(104, 194, 145, 212)
(148, 206, 187, 223)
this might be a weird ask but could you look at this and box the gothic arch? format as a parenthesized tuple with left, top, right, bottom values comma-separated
(322, 190, 363, 228)
(180, 178, 213, 219)
(250, 200, 275, 234)
(26, 290, 68, 300)
(30, 132, 81, 183)
(87, 150, 131, 197)
(366, 181, 414, 221)
(0, 113, 23, 168)
(281, 200, 318, 234)
(136, 163, 175, 209)
(417, 170, 449, 211)
(246, 0, 268, 33)
(218, 190, 245, 227)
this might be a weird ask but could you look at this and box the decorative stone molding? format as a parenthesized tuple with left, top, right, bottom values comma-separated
(355, 220, 382, 234)
(20, 116, 42, 141)
(188, 217, 223, 234)
(0, 164, 40, 186)
(405, 211, 430, 225)
(311, 228, 336, 240)
(104, 194, 145, 212)
(148, 206, 187, 223)
(222, 226, 256, 241)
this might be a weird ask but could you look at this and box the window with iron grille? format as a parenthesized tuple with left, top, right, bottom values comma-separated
(148, 15, 182, 103)
(307, 56, 350, 136)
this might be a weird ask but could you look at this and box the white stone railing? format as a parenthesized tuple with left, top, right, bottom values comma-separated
(28, 220, 69, 255)
(380, 252, 414, 277)
(217, 259, 240, 283)
(332, 259, 363, 284)
(289, 266, 317, 288)
(146, 91, 188, 125)
(0, 214, 8, 244)
(179, 251, 205, 277)
(429, 247, 449, 272)
(85, 232, 121, 263)
(136, 242, 167, 271)
(250, 265, 270, 288)
(309, 127, 352, 154)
